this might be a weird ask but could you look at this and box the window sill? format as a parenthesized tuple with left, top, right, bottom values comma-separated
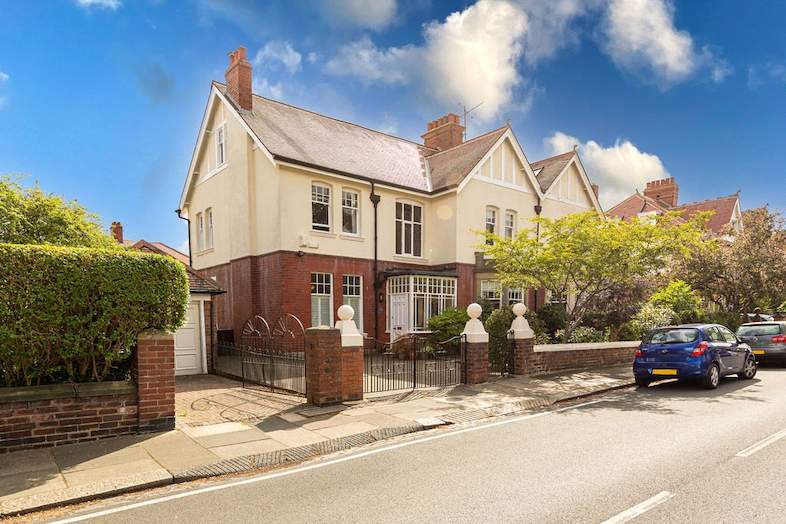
(340, 234, 365, 242)
(310, 230, 336, 238)
(392, 255, 428, 264)
(197, 163, 227, 185)
(195, 248, 214, 256)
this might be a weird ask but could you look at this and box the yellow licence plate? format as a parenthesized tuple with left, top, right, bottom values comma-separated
(753, 350, 765, 355)
(652, 369, 678, 376)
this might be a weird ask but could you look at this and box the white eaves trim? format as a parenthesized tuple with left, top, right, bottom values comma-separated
(455, 128, 544, 198)
(543, 154, 603, 213)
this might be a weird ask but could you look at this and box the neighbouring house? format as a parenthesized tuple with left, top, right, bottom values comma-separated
(110, 221, 223, 375)
(606, 177, 743, 234)
(177, 46, 603, 343)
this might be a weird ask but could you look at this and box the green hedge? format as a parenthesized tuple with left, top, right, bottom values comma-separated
(0, 244, 189, 387)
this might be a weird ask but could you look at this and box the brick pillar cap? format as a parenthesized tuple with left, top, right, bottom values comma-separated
(336, 305, 364, 347)
(462, 303, 488, 343)
(511, 303, 534, 339)
(138, 328, 174, 340)
(306, 326, 340, 333)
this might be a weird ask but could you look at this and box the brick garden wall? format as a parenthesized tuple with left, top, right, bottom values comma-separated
(0, 384, 138, 454)
(512, 340, 639, 376)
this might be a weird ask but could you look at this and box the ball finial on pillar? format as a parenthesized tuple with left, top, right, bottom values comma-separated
(337, 304, 354, 322)
(467, 302, 482, 320)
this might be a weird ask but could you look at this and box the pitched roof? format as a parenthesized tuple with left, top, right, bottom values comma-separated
(130, 240, 223, 294)
(605, 193, 671, 220)
(530, 151, 575, 192)
(426, 126, 507, 192)
(672, 194, 739, 233)
(218, 82, 435, 192)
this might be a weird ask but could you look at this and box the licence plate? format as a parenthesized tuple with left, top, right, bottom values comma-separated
(753, 350, 765, 355)
(652, 369, 677, 376)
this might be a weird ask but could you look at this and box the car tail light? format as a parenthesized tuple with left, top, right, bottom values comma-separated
(772, 335, 786, 343)
(635, 345, 642, 357)
(691, 341, 709, 357)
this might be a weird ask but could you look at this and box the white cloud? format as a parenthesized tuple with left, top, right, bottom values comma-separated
(748, 62, 786, 89)
(254, 41, 302, 74)
(318, 0, 398, 31)
(307, 52, 320, 64)
(0, 71, 8, 83)
(324, 37, 417, 85)
(545, 131, 670, 209)
(600, 0, 728, 87)
(75, 0, 121, 11)
(253, 77, 284, 100)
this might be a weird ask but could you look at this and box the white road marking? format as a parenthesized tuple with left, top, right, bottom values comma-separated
(46, 399, 608, 524)
(600, 491, 675, 524)
(736, 427, 786, 458)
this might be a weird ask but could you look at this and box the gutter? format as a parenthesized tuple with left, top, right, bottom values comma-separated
(370, 182, 381, 341)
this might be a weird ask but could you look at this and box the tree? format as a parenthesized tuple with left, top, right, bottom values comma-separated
(479, 210, 706, 341)
(583, 278, 653, 341)
(678, 208, 786, 314)
(0, 174, 117, 248)
(649, 280, 703, 322)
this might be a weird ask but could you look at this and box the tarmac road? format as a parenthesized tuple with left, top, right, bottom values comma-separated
(41, 367, 786, 524)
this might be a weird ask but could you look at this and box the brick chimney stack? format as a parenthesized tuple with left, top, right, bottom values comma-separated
(225, 46, 253, 111)
(110, 222, 123, 244)
(643, 177, 679, 207)
(591, 184, 599, 200)
(421, 113, 465, 151)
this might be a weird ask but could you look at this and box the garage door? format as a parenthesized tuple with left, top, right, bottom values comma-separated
(175, 302, 203, 375)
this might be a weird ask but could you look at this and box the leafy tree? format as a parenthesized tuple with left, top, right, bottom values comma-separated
(479, 210, 706, 341)
(536, 303, 566, 340)
(582, 278, 653, 341)
(678, 208, 786, 314)
(0, 174, 117, 248)
(649, 280, 704, 323)
(619, 304, 676, 341)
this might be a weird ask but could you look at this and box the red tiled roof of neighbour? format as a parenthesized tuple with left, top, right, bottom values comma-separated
(131, 240, 223, 294)
(530, 151, 575, 192)
(605, 192, 671, 220)
(427, 126, 507, 192)
(672, 194, 740, 233)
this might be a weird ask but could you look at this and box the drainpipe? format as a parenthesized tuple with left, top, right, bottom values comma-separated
(175, 209, 192, 267)
(370, 183, 381, 342)
(533, 197, 543, 312)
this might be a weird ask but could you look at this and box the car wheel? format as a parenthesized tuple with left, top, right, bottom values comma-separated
(702, 363, 720, 389)
(635, 377, 650, 388)
(738, 357, 757, 379)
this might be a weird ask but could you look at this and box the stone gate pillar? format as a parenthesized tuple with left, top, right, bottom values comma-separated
(335, 305, 364, 402)
(461, 303, 489, 385)
(133, 329, 176, 433)
(510, 303, 534, 376)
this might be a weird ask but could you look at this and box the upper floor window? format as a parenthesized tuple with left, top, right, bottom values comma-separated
(486, 207, 497, 244)
(196, 213, 204, 252)
(206, 208, 214, 249)
(504, 211, 515, 240)
(342, 189, 359, 235)
(396, 202, 422, 257)
(480, 280, 501, 308)
(215, 125, 226, 167)
(312, 183, 331, 232)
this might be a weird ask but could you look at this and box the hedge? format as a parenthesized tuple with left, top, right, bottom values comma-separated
(0, 243, 189, 387)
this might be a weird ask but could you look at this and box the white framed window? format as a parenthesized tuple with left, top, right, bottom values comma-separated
(312, 183, 331, 232)
(387, 276, 456, 333)
(504, 211, 515, 240)
(480, 280, 501, 308)
(342, 189, 359, 235)
(196, 213, 204, 252)
(206, 208, 214, 249)
(215, 125, 226, 167)
(342, 275, 363, 333)
(395, 201, 423, 257)
(486, 207, 497, 244)
(507, 287, 526, 306)
(311, 272, 333, 327)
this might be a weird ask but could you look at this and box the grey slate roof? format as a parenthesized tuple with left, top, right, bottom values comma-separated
(427, 127, 508, 192)
(219, 82, 435, 192)
(530, 151, 575, 192)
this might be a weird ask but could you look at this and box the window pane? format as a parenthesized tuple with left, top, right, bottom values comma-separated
(342, 208, 357, 234)
(413, 205, 421, 223)
(404, 223, 412, 254)
(311, 296, 320, 327)
(313, 202, 329, 230)
(396, 202, 402, 219)
(396, 221, 402, 254)
(413, 224, 421, 257)
(404, 204, 412, 221)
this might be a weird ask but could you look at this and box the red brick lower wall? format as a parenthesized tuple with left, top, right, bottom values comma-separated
(512, 340, 638, 376)
(203, 251, 476, 343)
(0, 386, 138, 454)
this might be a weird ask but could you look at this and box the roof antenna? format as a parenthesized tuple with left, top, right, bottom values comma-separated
(573, 144, 578, 152)
(458, 101, 484, 141)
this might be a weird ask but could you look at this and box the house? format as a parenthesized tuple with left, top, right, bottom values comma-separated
(177, 46, 602, 342)
(110, 222, 223, 375)
(606, 177, 743, 234)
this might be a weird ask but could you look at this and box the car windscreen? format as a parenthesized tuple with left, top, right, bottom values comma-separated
(738, 324, 782, 336)
(643, 328, 699, 345)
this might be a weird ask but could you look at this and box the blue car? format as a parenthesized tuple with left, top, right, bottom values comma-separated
(633, 324, 757, 389)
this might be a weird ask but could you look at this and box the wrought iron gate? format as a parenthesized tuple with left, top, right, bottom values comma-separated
(364, 334, 464, 393)
(215, 314, 306, 396)
(489, 330, 513, 376)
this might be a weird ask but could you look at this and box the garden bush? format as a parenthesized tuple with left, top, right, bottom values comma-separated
(555, 326, 607, 343)
(0, 244, 189, 387)
(619, 304, 676, 341)
(702, 311, 743, 332)
(427, 307, 470, 343)
(535, 303, 567, 340)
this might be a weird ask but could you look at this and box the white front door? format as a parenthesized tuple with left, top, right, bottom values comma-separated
(390, 294, 408, 341)
(175, 302, 203, 375)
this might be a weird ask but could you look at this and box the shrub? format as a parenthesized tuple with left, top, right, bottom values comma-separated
(0, 244, 189, 387)
(427, 307, 470, 343)
(536, 303, 567, 339)
(619, 304, 676, 341)
(702, 311, 743, 332)
(649, 280, 704, 323)
(555, 326, 607, 343)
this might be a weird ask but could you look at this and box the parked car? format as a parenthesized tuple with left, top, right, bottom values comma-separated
(633, 324, 757, 389)
(747, 313, 775, 322)
(737, 322, 786, 365)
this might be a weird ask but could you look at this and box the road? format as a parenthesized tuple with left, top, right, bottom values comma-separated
(41, 367, 786, 524)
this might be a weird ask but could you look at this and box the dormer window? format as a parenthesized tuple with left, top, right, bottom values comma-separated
(215, 125, 226, 167)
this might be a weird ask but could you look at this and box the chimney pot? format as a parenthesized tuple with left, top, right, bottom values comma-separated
(225, 45, 253, 111)
(110, 222, 123, 244)
(421, 112, 466, 150)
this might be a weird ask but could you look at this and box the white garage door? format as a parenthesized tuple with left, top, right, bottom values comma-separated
(175, 301, 203, 375)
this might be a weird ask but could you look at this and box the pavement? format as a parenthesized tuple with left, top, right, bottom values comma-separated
(0, 365, 634, 517)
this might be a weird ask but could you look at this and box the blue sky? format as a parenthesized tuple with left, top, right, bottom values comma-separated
(1, 0, 785, 253)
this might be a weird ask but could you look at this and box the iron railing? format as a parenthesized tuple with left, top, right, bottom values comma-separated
(215, 341, 306, 396)
(489, 330, 513, 376)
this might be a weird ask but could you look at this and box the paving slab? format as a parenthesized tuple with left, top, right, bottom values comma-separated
(0, 448, 55, 478)
(51, 435, 145, 472)
(312, 421, 378, 440)
(191, 428, 270, 449)
(0, 469, 66, 502)
(55, 446, 152, 474)
(265, 427, 329, 447)
(137, 431, 218, 474)
(344, 411, 418, 428)
(62, 458, 164, 488)
(179, 421, 252, 439)
(296, 414, 357, 431)
(209, 439, 287, 460)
